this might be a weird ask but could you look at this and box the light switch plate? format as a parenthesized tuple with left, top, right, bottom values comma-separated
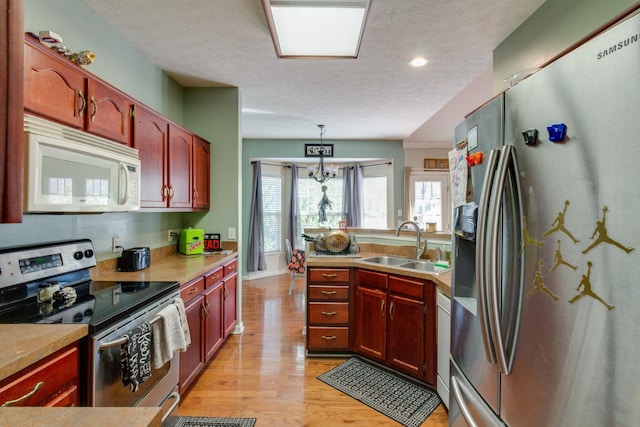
(228, 227, 236, 240)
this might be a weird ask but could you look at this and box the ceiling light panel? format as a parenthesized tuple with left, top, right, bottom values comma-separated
(263, 0, 370, 58)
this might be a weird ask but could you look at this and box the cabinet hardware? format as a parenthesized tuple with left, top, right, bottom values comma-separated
(224, 286, 229, 298)
(321, 311, 337, 316)
(90, 96, 97, 122)
(168, 186, 174, 200)
(321, 335, 337, 341)
(201, 303, 207, 318)
(389, 301, 394, 320)
(321, 273, 338, 279)
(2, 381, 44, 407)
(78, 90, 86, 115)
(381, 300, 385, 317)
(188, 287, 198, 295)
(321, 290, 337, 295)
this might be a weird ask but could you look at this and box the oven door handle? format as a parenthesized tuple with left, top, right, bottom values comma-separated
(161, 390, 181, 423)
(98, 314, 164, 351)
(99, 336, 128, 351)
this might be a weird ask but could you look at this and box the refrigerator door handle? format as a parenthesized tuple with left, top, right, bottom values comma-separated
(476, 148, 501, 365)
(487, 144, 523, 376)
(451, 376, 480, 427)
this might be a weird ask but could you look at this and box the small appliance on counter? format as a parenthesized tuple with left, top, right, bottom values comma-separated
(117, 247, 150, 272)
(178, 227, 204, 255)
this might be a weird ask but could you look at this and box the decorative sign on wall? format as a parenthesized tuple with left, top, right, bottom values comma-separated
(305, 144, 334, 158)
(423, 158, 449, 170)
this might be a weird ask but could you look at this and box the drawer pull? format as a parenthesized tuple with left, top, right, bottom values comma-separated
(321, 290, 337, 295)
(321, 273, 338, 279)
(381, 300, 385, 317)
(321, 335, 337, 341)
(188, 287, 199, 295)
(2, 381, 44, 407)
(321, 311, 337, 316)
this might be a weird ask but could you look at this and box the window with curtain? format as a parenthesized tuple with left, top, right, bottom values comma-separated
(297, 177, 344, 229)
(261, 167, 282, 252)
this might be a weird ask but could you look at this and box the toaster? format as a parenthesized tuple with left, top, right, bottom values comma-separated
(118, 247, 151, 272)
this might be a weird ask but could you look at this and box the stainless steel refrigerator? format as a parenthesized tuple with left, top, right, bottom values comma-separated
(449, 10, 640, 427)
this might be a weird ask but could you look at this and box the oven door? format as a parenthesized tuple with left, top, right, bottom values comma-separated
(88, 291, 180, 414)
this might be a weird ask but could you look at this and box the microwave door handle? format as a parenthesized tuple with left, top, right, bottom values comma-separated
(119, 162, 130, 205)
(476, 148, 500, 365)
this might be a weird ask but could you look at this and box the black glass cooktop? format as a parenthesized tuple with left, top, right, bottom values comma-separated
(0, 279, 179, 334)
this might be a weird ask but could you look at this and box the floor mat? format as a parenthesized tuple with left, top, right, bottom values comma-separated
(163, 416, 256, 427)
(317, 357, 441, 427)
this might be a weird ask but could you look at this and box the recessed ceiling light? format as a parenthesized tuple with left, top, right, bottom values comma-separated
(409, 57, 429, 67)
(262, 0, 370, 59)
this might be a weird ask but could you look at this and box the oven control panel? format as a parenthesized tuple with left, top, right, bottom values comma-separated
(0, 239, 96, 289)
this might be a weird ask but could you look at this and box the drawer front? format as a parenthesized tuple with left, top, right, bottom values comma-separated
(0, 345, 78, 407)
(205, 266, 223, 288)
(223, 259, 238, 277)
(308, 285, 349, 301)
(180, 277, 205, 304)
(307, 326, 350, 350)
(357, 269, 388, 290)
(308, 302, 349, 324)
(389, 275, 424, 299)
(309, 268, 350, 284)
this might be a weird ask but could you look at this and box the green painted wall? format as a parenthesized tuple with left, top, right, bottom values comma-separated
(183, 87, 242, 252)
(493, 0, 638, 92)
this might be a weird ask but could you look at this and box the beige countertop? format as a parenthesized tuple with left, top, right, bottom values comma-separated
(92, 249, 239, 284)
(0, 324, 88, 382)
(306, 250, 451, 297)
(0, 407, 162, 427)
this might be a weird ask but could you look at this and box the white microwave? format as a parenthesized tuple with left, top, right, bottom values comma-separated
(23, 115, 141, 213)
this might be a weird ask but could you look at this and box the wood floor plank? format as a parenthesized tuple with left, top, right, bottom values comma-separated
(179, 273, 449, 426)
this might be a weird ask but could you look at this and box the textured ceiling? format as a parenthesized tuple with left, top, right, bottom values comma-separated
(81, 0, 545, 142)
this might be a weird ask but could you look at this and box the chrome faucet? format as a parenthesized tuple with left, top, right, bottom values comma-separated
(395, 220, 426, 259)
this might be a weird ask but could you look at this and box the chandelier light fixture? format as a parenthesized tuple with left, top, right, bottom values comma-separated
(308, 124, 337, 184)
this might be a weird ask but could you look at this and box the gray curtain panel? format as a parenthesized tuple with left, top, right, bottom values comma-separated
(343, 164, 364, 227)
(247, 161, 267, 271)
(352, 164, 364, 227)
(287, 165, 302, 249)
(342, 166, 353, 226)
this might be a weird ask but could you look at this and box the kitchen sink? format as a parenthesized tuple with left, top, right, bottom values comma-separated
(361, 255, 409, 266)
(361, 256, 450, 275)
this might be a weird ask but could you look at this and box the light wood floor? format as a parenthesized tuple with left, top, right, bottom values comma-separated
(179, 273, 449, 426)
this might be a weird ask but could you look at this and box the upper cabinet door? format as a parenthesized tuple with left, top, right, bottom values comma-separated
(24, 39, 87, 129)
(86, 80, 133, 145)
(168, 124, 193, 209)
(133, 104, 169, 208)
(192, 135, 211, 210)
(1, 0, 24, 223)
